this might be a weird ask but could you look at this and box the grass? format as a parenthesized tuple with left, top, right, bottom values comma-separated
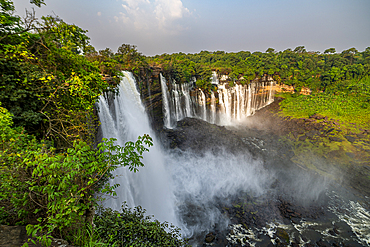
(277, 76, 370, 130)
(275, 77, 370, 179)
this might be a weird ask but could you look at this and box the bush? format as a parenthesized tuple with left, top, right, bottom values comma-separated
(94, 204, 188, 247)
(0, 104, 153, 246)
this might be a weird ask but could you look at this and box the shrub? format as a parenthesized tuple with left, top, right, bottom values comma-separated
(0, 105, 153, 246)
(94, 204, 188, 247)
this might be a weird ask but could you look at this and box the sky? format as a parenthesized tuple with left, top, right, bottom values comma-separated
(12, 0, 370, 56)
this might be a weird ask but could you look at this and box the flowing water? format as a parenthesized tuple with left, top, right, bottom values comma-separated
(98, 71, 177, 224)
(159, 73, 275, 128)
(98, 72, 370, 246)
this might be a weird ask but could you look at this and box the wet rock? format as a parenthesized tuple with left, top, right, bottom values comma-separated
(356, 133, 366, 138)
(345, 135, 356, 143)
(316, 239, 331, 247)
(329, 136, 342, 142)
(298, 135, 307, 141)
(326, 128, 335, 134)
(346, 152, 355, 158)
(276, 228, 289, 243)
(309, 113, 325, 120)
(291, 218, 300, 224)
(162, 118, 254, 155)
(0, 225, 73, 247)
(205, 232, 215, 243)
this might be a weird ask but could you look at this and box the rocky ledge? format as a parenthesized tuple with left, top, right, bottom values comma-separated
(0, 225, 74, 247)
(161, 117, 254, 156)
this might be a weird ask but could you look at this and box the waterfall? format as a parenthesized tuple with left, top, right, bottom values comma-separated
(218, 84, 232, 125)
(268, 80, 275, 104)
(172, 83, 184, 122)
(96, 71, 370, 246)
(182, 82, 193, 117)
(160, 74, 173, 129)
(211, 71, 219, 85)
(159, 71, 276, 127)
(210, 92, 216, 124)
(198, 89, 207, 121)
(97, 71, 177, 225)
(246, 83, 252, 116)
(97, 71, 271, 239)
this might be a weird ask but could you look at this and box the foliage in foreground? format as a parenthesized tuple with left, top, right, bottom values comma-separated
(1, 1, 188, 246)
(94, 204, 188, 247)
(0, 104, 154, 246)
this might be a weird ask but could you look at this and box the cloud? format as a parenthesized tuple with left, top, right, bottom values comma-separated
(97, 12, 101, 16)
(114, 0, 190, 33)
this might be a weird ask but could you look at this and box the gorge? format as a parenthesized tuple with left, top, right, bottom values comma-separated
(97, 71, 370, 246)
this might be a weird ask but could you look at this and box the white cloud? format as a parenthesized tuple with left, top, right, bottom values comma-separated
(114, 0, 190, 33)
(97, 11, 101, 16)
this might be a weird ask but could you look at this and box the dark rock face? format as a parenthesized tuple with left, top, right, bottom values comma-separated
(134, 70, 370, 246)
(136, 67, 165, 133)
(161, 117, 254, 156)
(155, 97, 370, 246)
(0, 225, 72, 247)
(0, 225, 28, 247)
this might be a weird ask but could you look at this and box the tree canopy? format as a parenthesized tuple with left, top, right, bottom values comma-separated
(0, 1, 187, 246)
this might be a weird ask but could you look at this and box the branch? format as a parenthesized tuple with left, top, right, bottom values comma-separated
(0, 9, 37, 42)
(29, 192, 47, 209)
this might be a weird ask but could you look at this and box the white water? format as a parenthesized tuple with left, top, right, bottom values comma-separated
(211, 71, 219, 85)
(160, 71, 276, 128)
(210, 92, 216, 124)
(97, 71, 370, 246)
(98, 72, 272, 237)
(97, 72, 177, 224)
(160, 74, 173, 129)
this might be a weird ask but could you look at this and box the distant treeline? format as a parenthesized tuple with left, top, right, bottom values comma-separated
(146, 46, 370, 92)
(91, 45, 370, 93)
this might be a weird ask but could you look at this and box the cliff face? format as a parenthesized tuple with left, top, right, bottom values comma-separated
(136, 67, 279, 133)
(136, 67, 166, 132)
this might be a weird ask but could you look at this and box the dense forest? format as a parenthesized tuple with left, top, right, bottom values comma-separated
(0, 1, 185, 246)
(1, 0, 369, 246)
(148, 46, 369, 92)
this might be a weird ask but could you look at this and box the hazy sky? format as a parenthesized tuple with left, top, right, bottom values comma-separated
(12, 0, 370, 56)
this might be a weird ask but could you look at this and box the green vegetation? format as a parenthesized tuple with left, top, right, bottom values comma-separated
(1, 0, 369, 245)
(147, 46, 370, 93)
(0, 1, 186, 246)
(276, 76, 370, 180)
(279, 76, 370, 127)
(0, 102, 154, 246)
(94, 204, 187, 247)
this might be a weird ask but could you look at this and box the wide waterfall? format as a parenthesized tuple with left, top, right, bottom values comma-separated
(97, 71, 177, 224)
(97, 71, 273, 239)
(160, 73, 275, 128)
(97, 71, 370, 246)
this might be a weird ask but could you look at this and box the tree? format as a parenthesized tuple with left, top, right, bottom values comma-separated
(342, 47, 358, 65)
(294, 46, 306, 54)
(0, 104, 154, 246)
(0, 7, 111, 146)
(324, 48, 336, 54)
(116, 44, 145, 67)
(266, 47, 275, 53)
(1, 1, 185, 246)
(95, 204, 188, 246)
